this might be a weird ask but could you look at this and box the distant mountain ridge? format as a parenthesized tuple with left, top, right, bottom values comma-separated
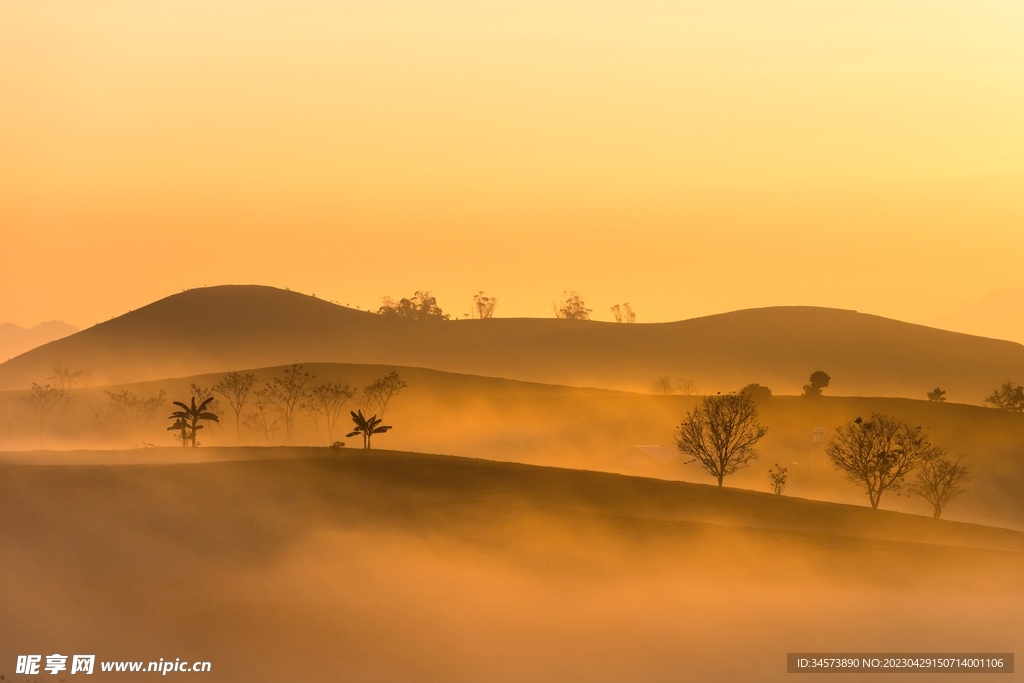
(1, 285, 1023, 402)
(0, 320, 79, 363)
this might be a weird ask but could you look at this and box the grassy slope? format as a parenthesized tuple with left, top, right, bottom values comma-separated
(1, 451, 1022, 682)
(3, 362, 1023, 528)
(4, 284, 1024, 401)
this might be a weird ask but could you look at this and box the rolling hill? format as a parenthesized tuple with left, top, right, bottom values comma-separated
(2, 285, 1024, 402)
(1, 452, 1021, 682)
(3, 362, 1023, 529)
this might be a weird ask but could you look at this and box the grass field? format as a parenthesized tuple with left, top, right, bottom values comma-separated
(1, 449, 1022, 681)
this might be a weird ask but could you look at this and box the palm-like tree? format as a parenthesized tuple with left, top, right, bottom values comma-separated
(346, 410, 392, 449)
(168, 397, 219, 447)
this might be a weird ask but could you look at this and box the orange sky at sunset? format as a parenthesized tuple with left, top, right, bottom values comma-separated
(2, 1, 1023, 329)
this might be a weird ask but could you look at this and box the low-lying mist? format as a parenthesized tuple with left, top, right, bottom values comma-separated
(0, 453, 1022, 681)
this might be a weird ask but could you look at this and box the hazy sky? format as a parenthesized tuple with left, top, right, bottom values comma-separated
(2, 1, 1023, 328)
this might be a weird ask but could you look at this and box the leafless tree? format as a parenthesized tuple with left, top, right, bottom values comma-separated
(676, 378, 698, 396)
(909, 453, 970, 519)
(472, 291, 498, 319)
(92, 390, 166, 444)
(674, 393, 769, 487)
(304, 382, 356, 443)
(825, 414, 942, 509)
(652, 376, 675, 395)
(213, 371, 257, 440)
(263, 364, 314, 442)
(21, 383, 72, 436)
(244, 388, 282, 444)
(553, 291, 591, 320)
(767, 463, 788, 495)
(986, 381, 1024, 411)
(610, 303, 636, 323)
(360, 371, 407, 419)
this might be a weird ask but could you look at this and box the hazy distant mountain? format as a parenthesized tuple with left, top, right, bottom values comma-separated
(1, 285, 1023, 403)
(934, 288, 1024, 345)
(0, 321, 79, 362)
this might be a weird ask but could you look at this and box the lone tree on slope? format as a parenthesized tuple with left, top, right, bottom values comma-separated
(825, 414, 942, 509)
(909, 453, 971, 519)
(985, 381, 1024, 412)
(927, 387, 947, 402)
(167, 396, 219, 448)
(674, 392, 769, 487)
(346, 410, 392, 450)
(802, 371, 831, 399)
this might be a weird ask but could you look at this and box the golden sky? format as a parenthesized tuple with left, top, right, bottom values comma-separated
(2, 1, 1023, 328)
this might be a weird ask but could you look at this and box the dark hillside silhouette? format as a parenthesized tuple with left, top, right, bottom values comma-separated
(4, 285, 1024, 402)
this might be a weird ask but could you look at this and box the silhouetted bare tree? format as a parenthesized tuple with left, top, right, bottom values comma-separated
(825, 414, 942, 509)
(610, 303, 635, 323)
(346, 410, 392, 449)
(986, 381, 1024, 411)
(802, 371, 831, 399)
(168, 396, 219, 448)
(304, 382, 355, 443)
(472, 291, 498, 319)
(378, 291, 450, 320)
(652, 376, 675, 395)
(674, 393, 768, 487)
(767, 463, 788, 495)
(92, 390, 165, 444)
(264, 364, 314, 442)
(927, 387, 947, 402)
(21, 382, 72, 436)
(213, 371, 257, 440)
(361, 371, 407, 419)
(244, 389, 282, 444)
(553, 292, 591, 320)
(909, 453, 970, 519)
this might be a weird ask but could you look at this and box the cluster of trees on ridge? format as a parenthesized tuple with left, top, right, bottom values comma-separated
(672, 376, 973, 519)
(16, 363, 405, 448)
(374, 290, 636, 323)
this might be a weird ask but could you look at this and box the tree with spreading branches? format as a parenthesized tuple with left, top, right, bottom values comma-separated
(360, 371, 407, 419)
(825, 414, 943, 509)
(674, 392, 769, 487)
(909, 453, 970, 519)
(346, 410, 392, 449)
(304, 382, 355, 443)
(985, 381, 1024, 412)
(167, 396, 219, 448)
(213, 371, 257, 440)
(22, 382, 72, 436)
(264, 364, 314, 442)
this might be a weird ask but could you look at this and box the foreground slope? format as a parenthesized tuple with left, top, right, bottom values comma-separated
(3, 285, 1024, 402)
(1, 452, 1021, 682)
